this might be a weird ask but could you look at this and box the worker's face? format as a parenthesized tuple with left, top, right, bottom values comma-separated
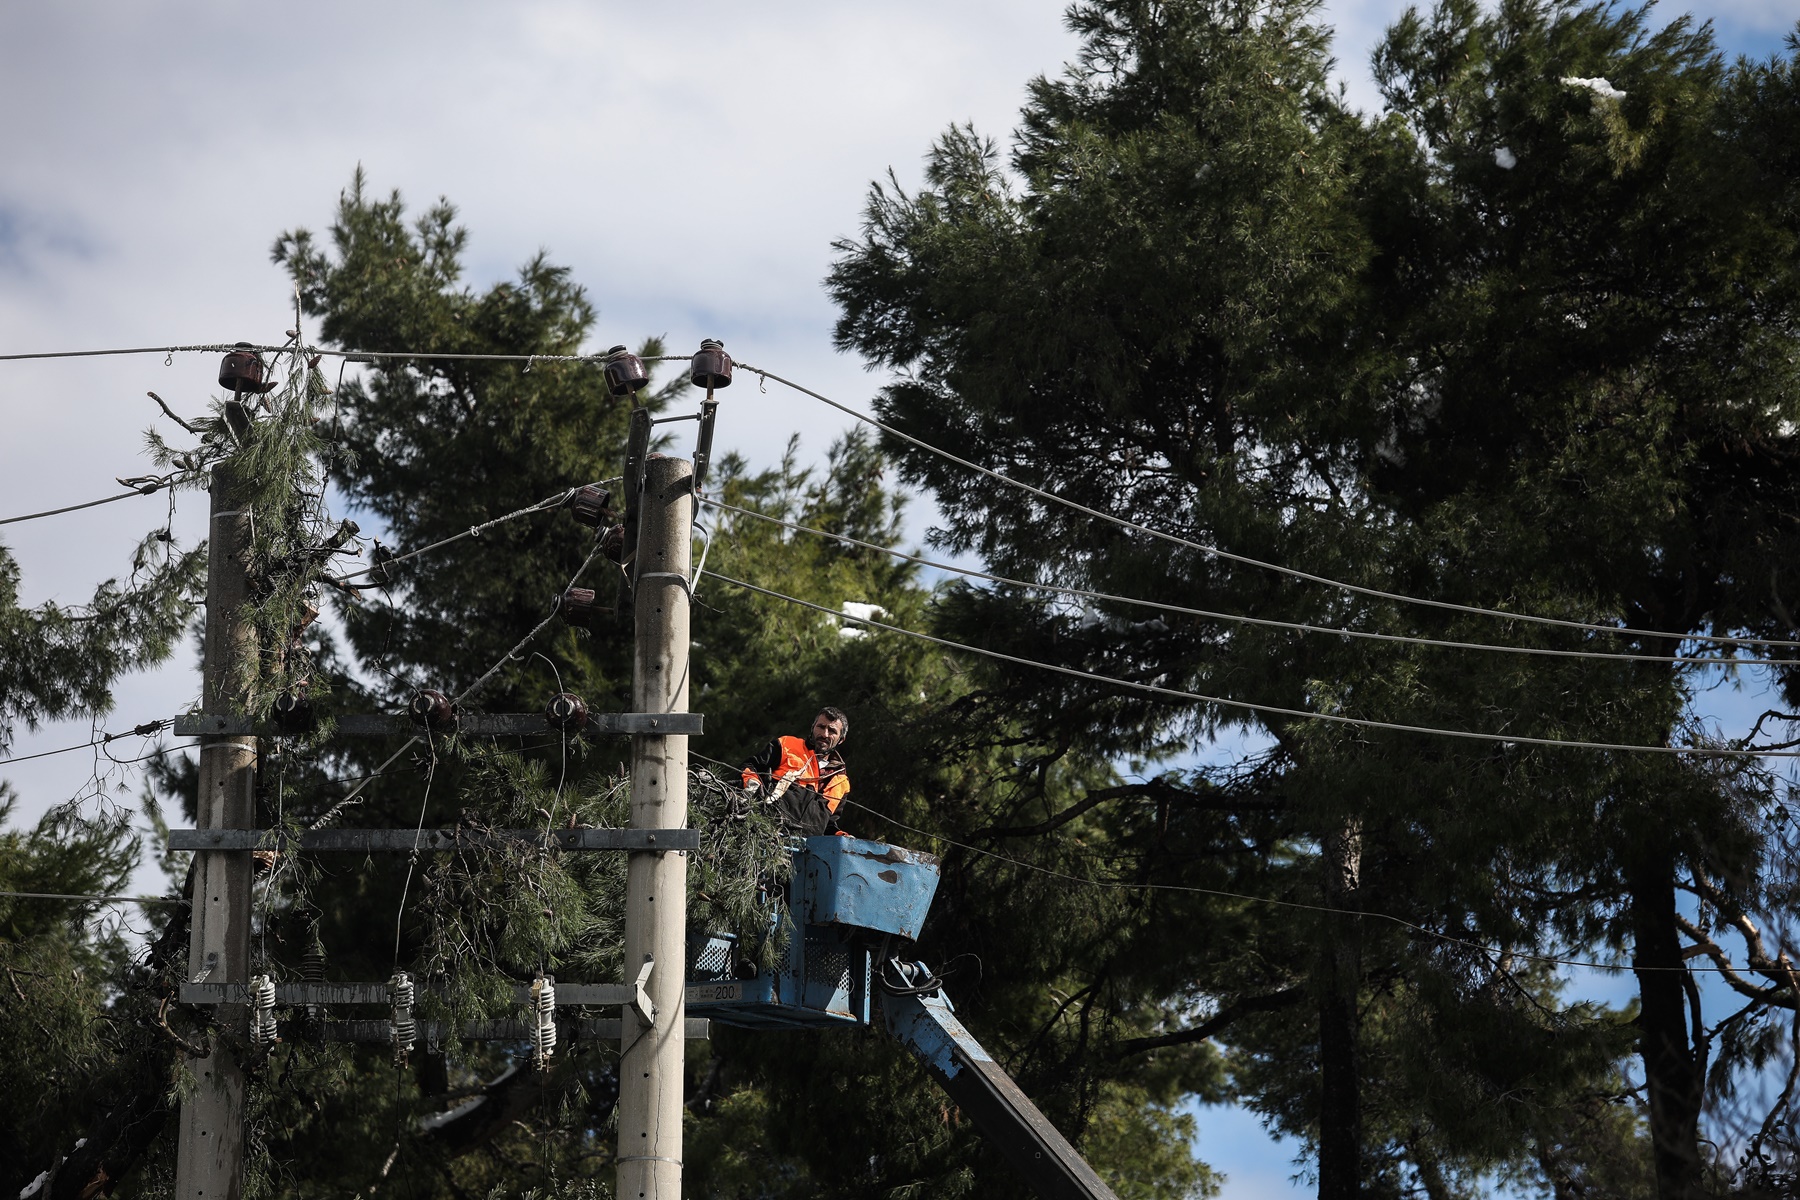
(808, 714, 845, 752)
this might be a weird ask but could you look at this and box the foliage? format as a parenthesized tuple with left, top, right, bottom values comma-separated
(0, 537, 202, 756)
(827, 0, 1800, 1196)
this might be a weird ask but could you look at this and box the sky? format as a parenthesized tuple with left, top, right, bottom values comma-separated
(3, 3, 1799, 1197)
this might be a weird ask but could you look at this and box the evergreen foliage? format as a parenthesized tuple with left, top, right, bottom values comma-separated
(828, 1, 1800, 1196)
(8, 6, 1800, 1197)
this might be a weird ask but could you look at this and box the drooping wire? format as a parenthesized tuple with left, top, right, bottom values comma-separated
(0, 889, 184, 905)
(0, 344, 693, 365)
(332, 479, 620, 586)
(701, 569, 1800, 759)
(0, 719, 173, 767)
(736, 361, 1800, 653)
(452, 539, 607, 709)
(2, 489, 160, 527)
(305, 534, 608, 832)
(701, 498, 1800, 668)
(0, 472, 194, 527)
(684, 748, 1767, 978)
(393, 735, 441, 964)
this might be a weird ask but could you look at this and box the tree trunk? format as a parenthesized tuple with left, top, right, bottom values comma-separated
(1630, 848, 1705, 1200)
(1318, 817, 1364, 1200)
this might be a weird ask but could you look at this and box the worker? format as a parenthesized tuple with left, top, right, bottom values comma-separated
(740, 707, 851, 837)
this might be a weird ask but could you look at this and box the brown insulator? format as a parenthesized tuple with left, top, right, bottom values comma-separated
(272, 692, 314, 734)
(689, 339, 732, 390)
(559, 587, 605, 630)
(409, 689, 456, 731)
(218, 342, 278, 395)
(603, 345, 650, 397)
(545, 692, 589, 732)
(599, 523, 627, 564)
(566, 485, 612, 529)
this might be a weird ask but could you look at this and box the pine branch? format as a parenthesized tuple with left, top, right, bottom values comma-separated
(1109, 987, 1306, 1060)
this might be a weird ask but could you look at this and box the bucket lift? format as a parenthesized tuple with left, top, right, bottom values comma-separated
(687, 836, 1120, 1200)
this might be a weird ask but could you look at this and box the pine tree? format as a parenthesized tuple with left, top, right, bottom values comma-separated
(827, 1, 1800, 1196)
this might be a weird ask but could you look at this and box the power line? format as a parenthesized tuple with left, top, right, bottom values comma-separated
(685, 752, 1770, 978)
(702, 569, 1800, 759)
(308, 536, 608, 831)
(0, 720, 173, 767)
(16, 339, 1797, 655)
(0, 892, 186, 910)
(332, 479, 620, 585)
(0, 344, 243, 363)
(0, 344, 692, 366)
(700, 498, 1800, 668)
(737, 362, 1800, 654)
(1, 474, 188, 528)
(0, 889, 185, 906)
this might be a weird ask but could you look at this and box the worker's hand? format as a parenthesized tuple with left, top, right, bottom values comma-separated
(742, 777, 762, 797)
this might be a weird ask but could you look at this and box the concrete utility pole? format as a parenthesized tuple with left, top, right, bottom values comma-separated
(618, 454, 694, 1200)
(176, 414, 258, 1200)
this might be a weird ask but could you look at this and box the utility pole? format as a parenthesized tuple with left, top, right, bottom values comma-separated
(618, 454, 693, 1200)
(175, 406, 257, 1200)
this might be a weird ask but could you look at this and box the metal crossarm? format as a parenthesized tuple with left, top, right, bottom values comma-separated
(172, 712, 703, 738)
(181, 982, 636, 1006)
(287, 1018, 710, 1043)
(168, 827, 699, 852)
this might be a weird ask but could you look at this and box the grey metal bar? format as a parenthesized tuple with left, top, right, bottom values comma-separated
(172, 712, 703, 738)
(287, 1018, 710, 1043)
(168, 827, 700, 852)
(182, 982, 635, 1007)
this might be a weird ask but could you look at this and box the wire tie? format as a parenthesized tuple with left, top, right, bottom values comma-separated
(164, 350, 173, 366)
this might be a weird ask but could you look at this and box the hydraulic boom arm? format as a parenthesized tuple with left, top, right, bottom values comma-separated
(881, 962, 1121, 1200)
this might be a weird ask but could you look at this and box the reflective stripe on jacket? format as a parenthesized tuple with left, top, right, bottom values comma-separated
(741, 735, 850, 812)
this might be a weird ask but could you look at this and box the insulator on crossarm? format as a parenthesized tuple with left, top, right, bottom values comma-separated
(218, 342, 279, 396)
(558, 587, 607, 631)
(599, 524, 626, 565)
(250, 975, 279, 1048)
(546, 692, 589, 732)
(390, 972, 416, 1063)
(272, 691, 314, 735)
(689, 339, 732, 391)
(566, 485, 613, 529)
(408, 689, 456, 731)
(603, 346, 649, 397)
(530, 974, 557, 1069)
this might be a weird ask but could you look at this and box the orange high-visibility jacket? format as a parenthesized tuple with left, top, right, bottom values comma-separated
(741, 736, 850, 812)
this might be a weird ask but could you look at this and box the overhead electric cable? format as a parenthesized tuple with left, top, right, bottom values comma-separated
(824, 792, 1759, 978)
(2, 488, 161, 527)
(700, 498, 1800, 668)
(702, 570, 1800, 758)
(308, 536, 608, 830)
(334, 479, 620, 585)
(0, 344, 690, 366)
(737, 362, 1800, 653)
(1, 473, 192, 527)
(686, 750, 1771, 977)
(0, 889, 185, 906)
(0, 719, 173, 767)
